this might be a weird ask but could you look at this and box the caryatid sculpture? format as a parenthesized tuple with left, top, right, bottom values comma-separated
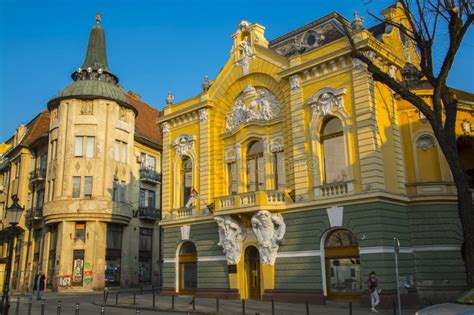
(251, 210, 286, 265)
(215, 216, 247, 265)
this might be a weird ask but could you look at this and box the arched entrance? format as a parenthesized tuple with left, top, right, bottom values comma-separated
(324, 229, 362, 300)
(178, 241, 197, 295)
(244, 246, 261, 299)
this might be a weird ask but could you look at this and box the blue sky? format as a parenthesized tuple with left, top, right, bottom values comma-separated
(1, 0, 473, 141)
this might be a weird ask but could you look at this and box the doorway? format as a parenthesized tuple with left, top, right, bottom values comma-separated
(178, 241, 197, 295)
(72, 250, 85, 287)
(324, 229, 362, 300)
(245, 246, 261, 299)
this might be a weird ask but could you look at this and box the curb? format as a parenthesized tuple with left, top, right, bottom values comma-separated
(93, 301, 219, 314)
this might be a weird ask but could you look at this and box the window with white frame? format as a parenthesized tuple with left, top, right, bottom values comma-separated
(114, 140, 127, 162)
(321, 117, 346, 183)
(75, 136, 95, 158)
(246, 141, 264, 192)
(140, 153, 156, 171)
(227, 162, 238, 195)
(139, 188, 156, 208)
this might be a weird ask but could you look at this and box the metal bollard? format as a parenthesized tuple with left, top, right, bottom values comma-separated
(57, 300, 62, 315)
(140, 286, 143, 295)
(41, 299, 46, 315)
(192, 297, 195, 311)
(135, 309, 140, 315)
(15, 297, 20, 315)
(349, 301, 352, 315)
(171, 295, 175, 309)
(216, 298, 219, 312)
(242, 299, 246, 314)
(271, 299, 275, 315)
(27, 296, 33, 315)
(133, 293, 136, 305)
(152, 290, 156, 307)
(305, 301, 309, 315)
(393, 300, 396, 315)
(100, 305, 105, 315)
(75, 302, 80, 315)
(115, 292, 119, 305)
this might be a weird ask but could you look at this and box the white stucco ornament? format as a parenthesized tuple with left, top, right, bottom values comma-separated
(161, 122, 170, 135)
(311, 92, 343, 118)
(289, 74, 301, 91)
(225, 86, 281, 131)
(172, 134, 196, 157)
(251, 210, 286, 265)
(199, 108, 208, 122)
(215, 215, 247, 265)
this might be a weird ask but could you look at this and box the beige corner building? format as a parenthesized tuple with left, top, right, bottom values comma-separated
(0, 16, 162, 292)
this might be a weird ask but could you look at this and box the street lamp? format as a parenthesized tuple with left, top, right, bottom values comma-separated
(0, 196, 24, 315)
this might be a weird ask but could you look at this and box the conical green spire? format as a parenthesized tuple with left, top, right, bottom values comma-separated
(71, 13, 118, 84)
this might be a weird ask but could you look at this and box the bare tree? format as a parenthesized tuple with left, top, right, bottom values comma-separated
(338, 1, 474, 286)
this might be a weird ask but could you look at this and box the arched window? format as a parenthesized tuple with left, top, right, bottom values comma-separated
(415, 135, 441, 182)
(321, 117, 346, 183)
(247, 141, 264, 191)
(324, 229, 362, 299)
(178, 241, 197, 294)
(182, 157, 193, 207)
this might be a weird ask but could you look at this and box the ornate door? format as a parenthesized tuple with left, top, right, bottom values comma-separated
(245, 246, 261, 299)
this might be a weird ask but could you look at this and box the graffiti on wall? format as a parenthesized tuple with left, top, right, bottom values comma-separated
(84, 262, 94, 285)
(58, 275, 71, 288)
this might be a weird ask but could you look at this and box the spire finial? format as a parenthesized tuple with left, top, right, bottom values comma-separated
(96, 12, 102, 25)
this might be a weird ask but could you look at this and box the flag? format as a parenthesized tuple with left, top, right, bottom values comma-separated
(185, 187, 199, 208)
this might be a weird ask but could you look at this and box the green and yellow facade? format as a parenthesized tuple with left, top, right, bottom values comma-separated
(157, 4, 473, 305)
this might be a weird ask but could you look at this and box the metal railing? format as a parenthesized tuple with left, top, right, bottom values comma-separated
(30, 168, 47, 181)
(139, 168, 161, 184)
(137, 206, 160, 220)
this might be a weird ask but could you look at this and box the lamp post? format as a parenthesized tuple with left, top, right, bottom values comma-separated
(0, 196, 24, 315)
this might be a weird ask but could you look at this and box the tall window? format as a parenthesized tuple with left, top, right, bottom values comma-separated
(273, 151, 286, 190)
(39, 154, 47, 172)
(140, 153, 156, 171)
(72, 176, 81, 198)
(182, 157, 193, 207)
(84, 176, 93, 199)
(247, 141, 264, 191)
(36, 189, 45, 209)
(75, 136, 95, 158)
(106, 224, 123, 286)
(47, 225, 58, 288)
(114, 140, 127, 162)
(140, 188, 156, 208)
(50, 139, 58, 161)
(227, 162, 238, 195)
(321, 117, 346, 183)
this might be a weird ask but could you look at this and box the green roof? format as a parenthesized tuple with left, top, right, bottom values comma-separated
(81, 25, 110, 72)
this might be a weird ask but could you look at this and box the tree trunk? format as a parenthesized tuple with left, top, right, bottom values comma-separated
(436, 134, 474, 287)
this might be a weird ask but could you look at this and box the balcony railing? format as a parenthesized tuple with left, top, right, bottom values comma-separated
(30, 168, 47, 182)
(138, 206, 161, 220)
(313, 181, 354, 198)
(215, 190, 287, 211)
(171, 207, 195, 219)
(28, 207, 43, 221)
(139, 168, 161, 184)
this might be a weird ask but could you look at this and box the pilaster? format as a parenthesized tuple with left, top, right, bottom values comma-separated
(199, 108, 211, 213)
(161, 123, 171, 217)
(352, 61, 385, 191)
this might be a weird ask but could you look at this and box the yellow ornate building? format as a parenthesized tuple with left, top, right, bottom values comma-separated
(0, 16, 162, 292)
(157, 3, 473, 305)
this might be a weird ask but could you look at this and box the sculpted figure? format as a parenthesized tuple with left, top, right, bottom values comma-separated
(215, 216, 246, 265)
(240, 36, 253, 57)
(251, 210, 286, 265)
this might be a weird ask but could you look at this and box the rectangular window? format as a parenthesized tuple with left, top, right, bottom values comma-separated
(84, 176, 93, 199)
(139, 228, 153, 283)
(106, 224, 122, 286)
(228, 162, 238, 195)
(139, 189, 155, 207)
(114, 141, 120, 161)
(75, 137, 83, 157)
(139, 228, 153, 252)
(141, 153, 156, 171)
(39, 154, 48, 171)
(36, 189, 45, 209)
(121, 142, 127, 163)
(86, 137, 95, 158)
(120, 181, 126, 202)
(72, 176, 81, 198)
(74, 222, 86, 241)
(273, 151, 286, 190)
(247, 159, 256, 191)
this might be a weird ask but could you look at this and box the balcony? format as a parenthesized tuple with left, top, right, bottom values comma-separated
(171, 207, 195, 219)
(30, 168, 47, 182)
(313, 181, 354, 199)
(27, 207, 43, 221)
(215, 190, 287, 211)
(138, 206, 161, 221)
(139, 168, 161, 184)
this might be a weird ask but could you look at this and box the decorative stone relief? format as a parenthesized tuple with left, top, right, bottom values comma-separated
(274, 29, 325, 57)
(225, 86, 281, 132)
(251, 210, 286, 265)
(80, 104, 93, 115)
(119, 107, 127, 121)
(289, 75, 301, 91)
(307, 87, 347, 119)
(181, 225, 191, 241)
(352, 58, 367, 69)
(202, 75, 212, 92)
(416, 134, 436, 150)
(389, 65, 398, 79)
(462, 119, 472, 136)
(215, 216, 247, 265)
(172, 134, 196, 157)
(235, 36, 256, 76)
(198, 108, 208, 122)
(161, 122, 170, 135)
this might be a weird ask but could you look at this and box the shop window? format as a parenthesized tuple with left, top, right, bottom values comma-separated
(139, 228, 153, 283)
(106, 224, 123, 286)
(321, 117, 346, 183)
(247, 141, 264, 192)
